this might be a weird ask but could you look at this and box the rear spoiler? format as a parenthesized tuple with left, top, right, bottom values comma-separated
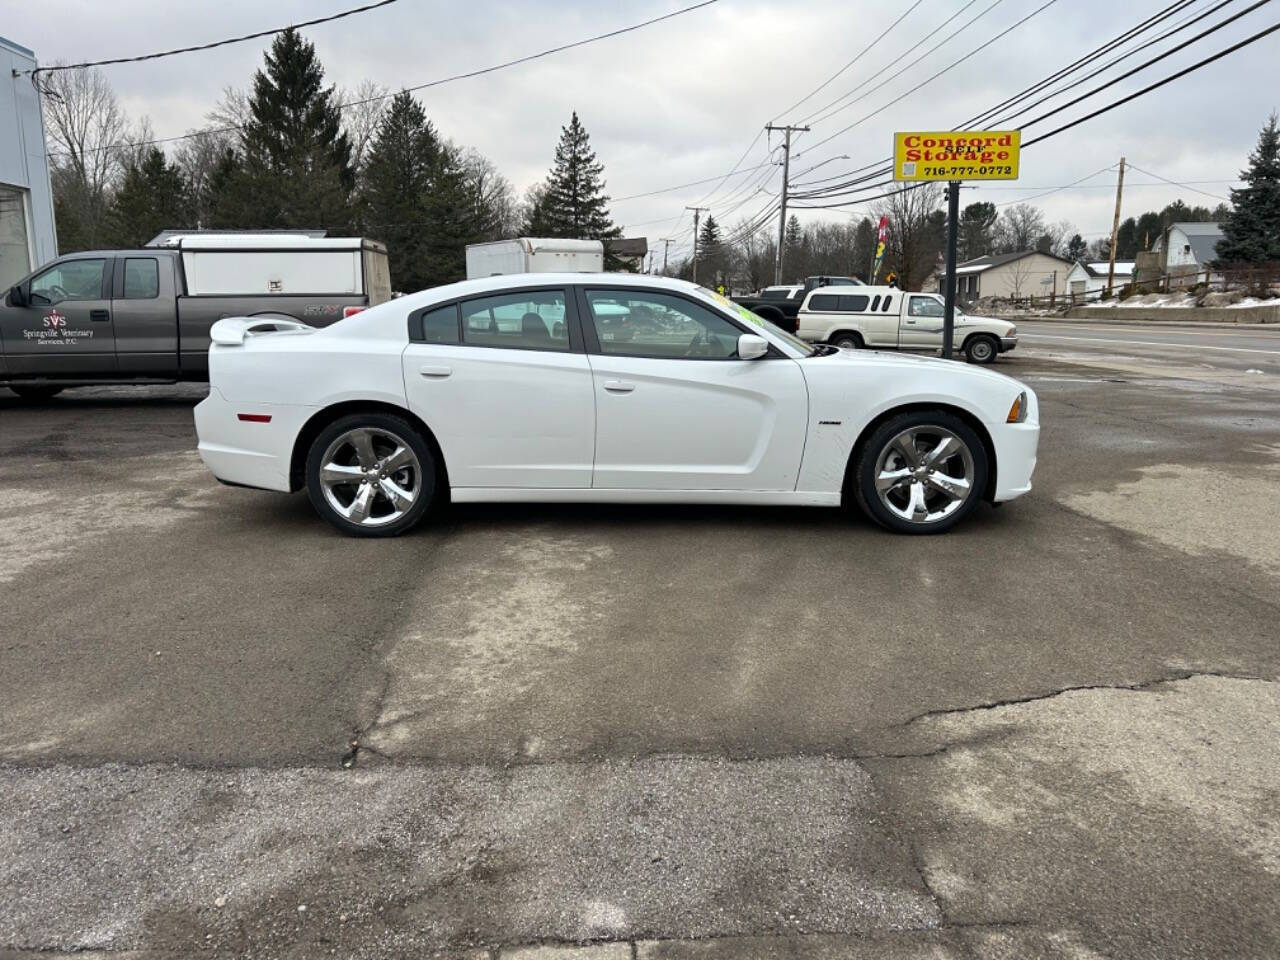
(209, 316, 314, 346)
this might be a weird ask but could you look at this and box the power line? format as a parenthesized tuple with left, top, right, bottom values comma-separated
(44, 0, 719, 158)
(1123, 163, 1235, 202)
(22, 0, 403, 76)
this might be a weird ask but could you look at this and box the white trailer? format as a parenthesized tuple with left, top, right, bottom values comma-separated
(466, 238, 604, 279)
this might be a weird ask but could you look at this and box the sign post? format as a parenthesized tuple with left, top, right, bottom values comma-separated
(893, 130, 1021, 360)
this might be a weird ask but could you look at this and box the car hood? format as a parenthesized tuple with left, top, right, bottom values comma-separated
(957, 313, 1015, 333)
(804, 344, 1027, 389)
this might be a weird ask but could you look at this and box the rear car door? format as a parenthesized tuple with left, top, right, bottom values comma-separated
(900, 294, 946, 349)
(0, 256, 116, 376)
(400, 287, 595, 489)
(113, 255, 179, 375)
(578, 286, 808, 491)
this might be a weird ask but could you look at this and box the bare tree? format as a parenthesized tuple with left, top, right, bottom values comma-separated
(872, 183, 944, 291)
(338, 80, 389, 173)
(731, 221, 777, 290)
(460, 148, 519, 240)
(995, 203, 1047, 253)
(117, 116, 156, 172)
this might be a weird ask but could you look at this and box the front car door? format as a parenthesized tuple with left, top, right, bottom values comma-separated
(400, 286, 595, 490)
(901, 294, 946, 349)
(577, 286, 808, 491)
(0, 256, 116, 376)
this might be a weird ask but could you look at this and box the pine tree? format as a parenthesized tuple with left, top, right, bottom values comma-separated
(1066, 234, 1088, 262)
(220, 28, 353, 231)
(1216, 113, 1280, 264)
(697, 214, 727, 284)
(698, 213, 722, 249)
(359, 92, 473, 290)
(107, 148, 191, 246)
(958, 202, 997, 260)
(537, 113, 621, 251)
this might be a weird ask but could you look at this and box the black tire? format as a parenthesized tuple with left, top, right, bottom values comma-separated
(304, 412, 436, 537)
(829, 330, 864, 350)
(10, 385, 64, 401)
(850, 410, 989, 535)
(964, 334, 999, 364)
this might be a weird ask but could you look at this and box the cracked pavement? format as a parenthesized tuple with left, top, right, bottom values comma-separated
(2, 335, 1280, 958)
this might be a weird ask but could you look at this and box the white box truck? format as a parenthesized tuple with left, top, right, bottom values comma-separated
(465, 238, 604, 278)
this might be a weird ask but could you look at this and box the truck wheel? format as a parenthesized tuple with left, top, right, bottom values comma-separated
(305, 413, 436, 537)
(964, 334, 998, 364)
(830, 331, 863, 350)
(10, 385, 64, 401)
(851, 410, 988, 535)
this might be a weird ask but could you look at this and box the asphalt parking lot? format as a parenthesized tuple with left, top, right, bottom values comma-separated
(2, 325, 1279, 959)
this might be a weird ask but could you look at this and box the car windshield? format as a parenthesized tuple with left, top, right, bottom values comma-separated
(694, 286, 815, 357)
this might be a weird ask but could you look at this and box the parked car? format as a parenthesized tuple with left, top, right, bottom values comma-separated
(796, 286, 1017, 363)
(0, 235, 390, 399)
(194, 273, 1039, 537)
(733, 275, 863, 332)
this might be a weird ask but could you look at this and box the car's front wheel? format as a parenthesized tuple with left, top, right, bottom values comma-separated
(852, 410, 988, 534)
(964, 334, 999, 364)
(305, 413, 436, 537)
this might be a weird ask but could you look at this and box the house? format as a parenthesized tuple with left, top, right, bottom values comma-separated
(1152, 222, 1224, 286)
(1064, 261, 1136, 299)
(0, 36, 57, 289)
(939, 250, 1073, 302)
(607, 237, 648, 272)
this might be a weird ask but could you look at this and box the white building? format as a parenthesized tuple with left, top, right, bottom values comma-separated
(1065, 261, 1136, 299)
(0, 36, 57, 290)
(1152, 222, 1224, 284)
(940, 250, 1073, 302)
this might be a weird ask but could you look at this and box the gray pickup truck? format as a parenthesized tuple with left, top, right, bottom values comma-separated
(1, 236, 389, 399)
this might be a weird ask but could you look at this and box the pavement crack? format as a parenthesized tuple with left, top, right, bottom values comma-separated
(894, 671, 1274, 729)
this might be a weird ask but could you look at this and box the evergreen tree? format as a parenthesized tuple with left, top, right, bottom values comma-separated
(698, 213, 722, 249)
(216, 29, 353, 231)
(697, 214, 727, 284)
(1116, 217, 1139, 259)
(107, 148, 192, 246)
(1217, 113, 1280, 264)
(536, 112, 621, 257)
(359, 91, 473, 290)
(1066, 234, 1088, 262)
(958, 202, 997, 260)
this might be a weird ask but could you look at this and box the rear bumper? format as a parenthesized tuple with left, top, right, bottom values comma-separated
(1000, 336, 1018, 352)
(194, 388, 312, 493)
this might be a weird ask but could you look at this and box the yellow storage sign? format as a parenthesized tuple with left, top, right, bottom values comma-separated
(893, 130, 1021, 181)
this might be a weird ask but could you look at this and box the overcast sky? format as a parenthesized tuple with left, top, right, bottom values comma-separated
(10, 0, 1277, 260)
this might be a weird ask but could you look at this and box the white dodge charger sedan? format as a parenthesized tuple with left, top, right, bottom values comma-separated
(194, 273, 1038, 536)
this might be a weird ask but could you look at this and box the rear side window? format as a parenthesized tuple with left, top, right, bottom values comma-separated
(808, 294, 839, 311)
(459, 291, 569, 351)
(420, 304, 460, 343)
(123, 258, 159, 299)
(870, 295, 881, 311)
(837, 295, 869, 312)
(882, 296, 894, 312)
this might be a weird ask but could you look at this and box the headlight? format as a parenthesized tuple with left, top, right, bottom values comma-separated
(1007, 325, 1017, 336)
(1007, 391, 1029, 423)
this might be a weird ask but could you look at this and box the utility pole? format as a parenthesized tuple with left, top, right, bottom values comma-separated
(662, 238, 672, 275)
(1106, 157, 1126, 297)
(685, 206, 709, 284)
(765, 123, 809, 285)
(942, 181, 961, 360)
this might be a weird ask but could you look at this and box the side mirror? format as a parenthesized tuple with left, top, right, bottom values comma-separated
(7, 284, 26, 307)
(738, 333, 769, 360)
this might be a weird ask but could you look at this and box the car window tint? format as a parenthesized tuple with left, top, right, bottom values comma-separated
(459, 291, 569, 351)
(421, 303, 460, 343)
(909, 296, 944, 318)
(123, 258, 159, 299)
(808, 294, 839, 311)
(882, 296, 894, 312)
(837, 294, 869, 312)
(586, 290, 743, 359)
(870, 295, 881, 311)
(30, 259, 106, 304)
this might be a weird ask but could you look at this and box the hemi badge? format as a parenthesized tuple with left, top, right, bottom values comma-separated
(818, 420, 842, 426)
(237, 414, 273, 423)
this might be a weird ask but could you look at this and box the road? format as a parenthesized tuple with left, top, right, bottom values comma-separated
(1, 330, 1279, 959)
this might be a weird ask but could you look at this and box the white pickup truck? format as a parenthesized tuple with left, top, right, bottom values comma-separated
(795, 285, 1017, 363)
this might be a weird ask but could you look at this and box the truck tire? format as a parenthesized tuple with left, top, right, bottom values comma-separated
(964, 334, 998, 364)
(850, 409, 988, 535)
(305, 413, 436, 537)
(10, 385, 64, 401)
(829, 330, 863, 350)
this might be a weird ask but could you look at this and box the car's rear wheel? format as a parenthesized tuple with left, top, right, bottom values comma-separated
(964, 334, 998, 364)
(10, 385, 64, 401)
(830, 330, 863, 349)
(852, 410, 988, 534)
(305, 413, 435, 537)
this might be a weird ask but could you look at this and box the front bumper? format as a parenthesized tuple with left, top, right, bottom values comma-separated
(988, 387, 1039, 501)
(1000, 336, 1018, 352)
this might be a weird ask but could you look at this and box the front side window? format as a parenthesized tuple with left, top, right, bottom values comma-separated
(459, 291, 569, 351)
(123, 258, 159, 299)
(585, 290, 745, 359)
(909, 295, 944, 318)
(30, 258, 106, 304)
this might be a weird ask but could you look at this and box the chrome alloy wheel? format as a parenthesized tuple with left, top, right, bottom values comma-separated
(874, 426, 975, 525)
(318, 427, 422, 527)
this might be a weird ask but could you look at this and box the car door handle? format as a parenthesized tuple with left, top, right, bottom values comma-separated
(603, 380, 635, 394)
(90, 309, 110, 322)
(904, 318, 917, 324)
(418, 364, 453, 379)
